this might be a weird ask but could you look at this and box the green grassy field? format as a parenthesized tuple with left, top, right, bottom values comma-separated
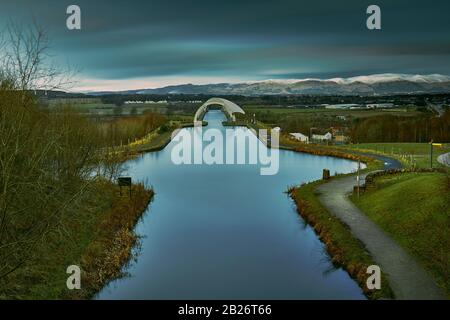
(242, 106, 422, 118)
(48, 101, 117, 111)
(119, 119, 193, 155)
(351, 172, 450, 297)
(0, 181, 153, 299)
(133, 130, 173, 152)
(48, 99, 170, 115)
(341, 143, 450, 168)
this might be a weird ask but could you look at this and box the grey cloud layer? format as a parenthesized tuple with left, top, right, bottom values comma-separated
(1, 0, 450, 81)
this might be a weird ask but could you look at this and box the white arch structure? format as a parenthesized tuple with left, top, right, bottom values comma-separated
(194, 97, 245, 123)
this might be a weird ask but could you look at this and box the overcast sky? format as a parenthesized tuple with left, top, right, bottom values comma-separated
(1, 0, 450, 91)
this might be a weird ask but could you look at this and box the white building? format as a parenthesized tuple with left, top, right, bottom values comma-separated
(312, 132, 332, 141)
(367, 103, 395, 109)
(325, 104, 361, 109)
(289, 132, 309, 143)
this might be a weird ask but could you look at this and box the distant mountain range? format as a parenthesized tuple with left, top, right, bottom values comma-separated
(90, 74, 450, 96)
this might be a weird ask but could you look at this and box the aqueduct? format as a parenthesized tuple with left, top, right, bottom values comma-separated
(194, 98, 245, 123)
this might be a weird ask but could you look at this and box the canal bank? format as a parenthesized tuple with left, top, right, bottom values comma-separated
(96, 112, 408, 300)
(289, 145, 446, 299)
(289, 179, 394, 299)
(67, 182, 154, 299)
(96, 110, 367, 299)
(277, 138, 398, 298)
(0, 180, 153, 299)
(95, 111, 445, 300)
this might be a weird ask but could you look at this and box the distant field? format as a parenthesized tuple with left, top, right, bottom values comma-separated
(123, 103, 168, 109)
(344, 142, 450, 154)
(242, 105, 423, 118)
(48, 101, 424, 120)
(242, 106, 309, 114)
(47, 99, 170, 115)
(48, 101, 116, 111)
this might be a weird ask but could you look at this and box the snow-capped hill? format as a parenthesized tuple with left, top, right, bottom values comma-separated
(98, 73, 450, 96)
(329, 74, 450, 84)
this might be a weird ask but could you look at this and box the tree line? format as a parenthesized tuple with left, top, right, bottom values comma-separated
(350, 111, 450, 143)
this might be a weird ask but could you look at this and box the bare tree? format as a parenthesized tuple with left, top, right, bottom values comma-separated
(1, 20, 77, 92)
(0, 23, 93, 283)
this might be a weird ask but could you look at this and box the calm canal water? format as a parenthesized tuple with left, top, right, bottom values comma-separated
(97, 110, 365, 299)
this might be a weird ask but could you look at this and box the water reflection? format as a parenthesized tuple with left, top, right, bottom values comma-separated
(96, 110, 365, 299)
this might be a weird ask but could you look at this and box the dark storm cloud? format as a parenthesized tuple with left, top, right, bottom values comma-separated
(1, 0, 450, 86)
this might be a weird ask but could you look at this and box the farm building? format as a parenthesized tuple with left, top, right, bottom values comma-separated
(289, 132, 309, 143)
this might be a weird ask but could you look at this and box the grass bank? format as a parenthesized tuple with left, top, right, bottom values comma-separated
(339, 142, 450, 168)
(116, 120, 209, 160)
(292, 144, 380, 169)
(289, 179, 394, 299)
(350, 171, 450, 297)
(285, 138, 393, 299)
(278, 136, 382, 170)
(0, 180, 153, 299)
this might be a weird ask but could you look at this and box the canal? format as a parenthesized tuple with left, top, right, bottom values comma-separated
(97, 110, 365, 299)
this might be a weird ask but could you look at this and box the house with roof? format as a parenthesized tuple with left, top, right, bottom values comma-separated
(312, 132, 332, 142)
(289, 132, 309, 143)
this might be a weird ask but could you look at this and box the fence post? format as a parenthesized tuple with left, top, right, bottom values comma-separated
(322, 169, 330, 180)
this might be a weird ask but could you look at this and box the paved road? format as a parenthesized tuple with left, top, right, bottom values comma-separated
(356, 152, 402, 170)
(437, 152, 450, 167)
(316, 152, 445, 299)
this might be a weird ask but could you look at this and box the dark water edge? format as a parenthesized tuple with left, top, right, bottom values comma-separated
(96, 110, 365, 300)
